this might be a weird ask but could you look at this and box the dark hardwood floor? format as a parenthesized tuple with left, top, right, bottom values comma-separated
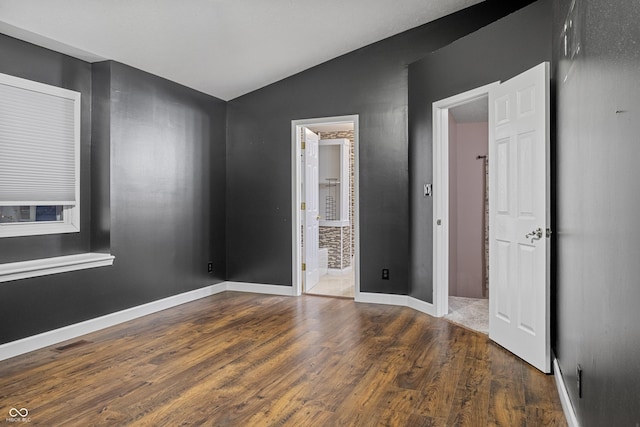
(0, 292, 567, 426)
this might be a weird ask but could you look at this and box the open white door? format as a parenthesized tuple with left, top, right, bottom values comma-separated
(303, 127, 320, 291)
(488, 62, 550, 373)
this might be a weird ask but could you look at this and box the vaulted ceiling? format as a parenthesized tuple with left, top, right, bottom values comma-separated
(0, 0, 483, 100)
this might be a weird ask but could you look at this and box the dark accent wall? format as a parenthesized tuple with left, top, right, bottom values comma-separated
(408, 0, 552, 302)
(553, 0, 640, 425)
(90, 61, 112, 253)
(0, 35, 226, 344)
(226, 0, 537, 293)
(94, 60, 227, 308)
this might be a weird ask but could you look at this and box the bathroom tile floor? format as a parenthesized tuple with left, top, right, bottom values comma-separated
(444, 296, 489, 334)
(306, 271, 355, 298)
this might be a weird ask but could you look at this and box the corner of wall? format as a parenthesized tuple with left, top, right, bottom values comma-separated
(90, 61, 112, 253)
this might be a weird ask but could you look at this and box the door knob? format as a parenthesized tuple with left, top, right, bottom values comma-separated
(525, 227, 543, 243)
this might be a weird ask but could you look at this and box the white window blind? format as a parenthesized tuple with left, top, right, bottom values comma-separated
(0, 73, 80, 206)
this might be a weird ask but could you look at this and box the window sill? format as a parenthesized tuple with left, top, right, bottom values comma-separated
(0, 253, 115, 283)
(0, 220, 79, 238)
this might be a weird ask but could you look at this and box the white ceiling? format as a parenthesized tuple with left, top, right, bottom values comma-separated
(0, 0, 483, 101)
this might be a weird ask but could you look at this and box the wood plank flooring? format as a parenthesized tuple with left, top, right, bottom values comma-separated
(0, 292, 567, 426)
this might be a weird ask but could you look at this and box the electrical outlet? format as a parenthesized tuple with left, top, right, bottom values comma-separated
(382, 269, 390, 280)
(576, 364, 582, 398)
(207, 262, 213, 273)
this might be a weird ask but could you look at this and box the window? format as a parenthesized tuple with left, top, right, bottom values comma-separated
(0, 72, 80, 238)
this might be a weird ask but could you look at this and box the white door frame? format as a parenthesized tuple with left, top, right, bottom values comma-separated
(432, 83, 498, 317)
(291, 115, 360, 297)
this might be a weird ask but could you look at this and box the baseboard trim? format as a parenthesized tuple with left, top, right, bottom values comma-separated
(0, 282, 228, 362)
(225, 281, 295, 296)
(355, 292, 436, 317)
(0, 283, 429, 362)
(554, 357, 579, 427)
(408, 296, 437, 317)
(356, 292, 408, 306)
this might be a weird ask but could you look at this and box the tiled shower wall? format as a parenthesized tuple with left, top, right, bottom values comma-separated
(319, 225, 352, 270)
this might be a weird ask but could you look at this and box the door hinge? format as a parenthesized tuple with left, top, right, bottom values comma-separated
(301, 202, 306, 210)
(302, 263, 306, 271)
(301, 140, 306, 150)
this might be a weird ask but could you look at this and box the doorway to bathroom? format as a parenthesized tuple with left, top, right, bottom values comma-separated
(432, 83, 495, 336)
(443, 94, 490, 334)
(291, 115, 359, 299)
(432, 63, 551, 372)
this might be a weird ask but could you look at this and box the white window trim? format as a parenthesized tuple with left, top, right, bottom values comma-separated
(0, 73, 81, 238)
(0, 253, 115, 283)
(0, 206, 79, 238)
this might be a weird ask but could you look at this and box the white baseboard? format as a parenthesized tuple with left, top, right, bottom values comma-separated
(356, 291, 408, 306)
(0, 282, 229, 361)
(355, 292, 437, 317)
(225, 281, 295, 296)
(0, 281, 299, 361)
(408, 296, 437, 317)
(554, 357, 580, 427)
(0, 283, 430, 362)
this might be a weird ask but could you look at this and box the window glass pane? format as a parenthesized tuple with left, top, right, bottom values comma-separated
(0, 206, 64, 223)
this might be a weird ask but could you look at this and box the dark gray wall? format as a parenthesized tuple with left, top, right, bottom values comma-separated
(90, 61, 112, 253)
(408, 1, 552, 302)
(226, 0, 537, 293)
(553, 0, 640, 425)
(0, 35, 226, 344)
(98, 60, 227, 306)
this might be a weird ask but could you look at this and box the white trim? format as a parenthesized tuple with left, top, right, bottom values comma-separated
(0, 72, 81, 238)
(355, 292, 437, 317)
(554, 357, 580, 427)
(0, 22, 105, 64)
(432, 82, 499, 318)
(225, 281, 296, 296)
(0, 218, 79, 238)
(292, 120, 301, 296)
(0, 282, 227, 361)
(0, 253, 115, 283)
(0, 72, 80, 103)
(407, 296, 437, 317)
(291, 115, 360, 298)
(0, 283, 437, 362)
(356, 292, 408, 306)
